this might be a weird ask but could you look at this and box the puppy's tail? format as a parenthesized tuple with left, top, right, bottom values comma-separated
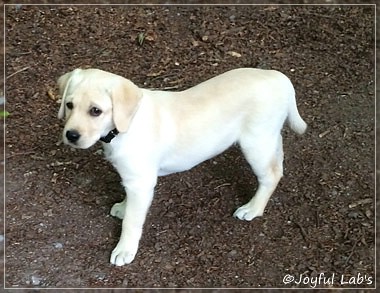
(287, 92, 307, 135)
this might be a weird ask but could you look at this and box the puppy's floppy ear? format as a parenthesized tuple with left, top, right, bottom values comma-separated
(111, 77, 142, 133)
(57, 68, 81, 119)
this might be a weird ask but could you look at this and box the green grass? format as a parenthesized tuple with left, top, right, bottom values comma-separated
(0, 111, 9, 118)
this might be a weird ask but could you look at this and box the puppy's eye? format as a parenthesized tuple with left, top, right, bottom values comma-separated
(66, 102, 73, 110)
(89, 107, 102, 117)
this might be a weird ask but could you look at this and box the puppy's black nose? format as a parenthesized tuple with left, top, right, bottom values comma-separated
(66, 130, 81, 143)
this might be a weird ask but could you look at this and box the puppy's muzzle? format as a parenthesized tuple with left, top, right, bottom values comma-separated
(66, 130, 81, 143)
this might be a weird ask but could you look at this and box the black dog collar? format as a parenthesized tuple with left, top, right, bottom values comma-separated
(100, 128, 119, 143)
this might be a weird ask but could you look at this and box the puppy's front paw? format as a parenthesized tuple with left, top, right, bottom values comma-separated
(233, 203, 264, 221)
(110, 242, 138, 266)
(110, 201, 126, 220)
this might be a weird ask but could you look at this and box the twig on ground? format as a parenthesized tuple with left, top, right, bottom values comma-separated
(6, 66, 30, 79)
(6, 151, 36, 159)
(214, 183, 231, 190)
(149, 85, 180, 91)
(315, 210, 320, 228)
(295, 221, 310, 243)
(344, 239, 359, 267)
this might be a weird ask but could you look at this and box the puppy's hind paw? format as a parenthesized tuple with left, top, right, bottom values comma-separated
(110, 201, 126, 220)
(233, 203, 263, 221)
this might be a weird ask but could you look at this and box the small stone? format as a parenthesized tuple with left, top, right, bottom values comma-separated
(96, 273, 106, 280)
(228, 250, 237, 258)
(53, 242, 63, 249)
(31, 276, 42, 286)
(202, 35, 209, 41)
(348, 211, 359, 219)
(165, 263, 174, 270)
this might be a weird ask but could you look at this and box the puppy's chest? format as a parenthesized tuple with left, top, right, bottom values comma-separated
(102, 144, 125, 169)
(102, 141, 147, 176)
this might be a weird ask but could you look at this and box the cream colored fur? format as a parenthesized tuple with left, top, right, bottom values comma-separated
(58, 67, 307, 266)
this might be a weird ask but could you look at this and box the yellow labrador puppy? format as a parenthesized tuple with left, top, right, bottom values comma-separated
(58, 68, 307, 266)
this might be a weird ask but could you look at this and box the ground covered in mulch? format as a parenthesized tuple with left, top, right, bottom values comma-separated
(4, 4, 375, 289)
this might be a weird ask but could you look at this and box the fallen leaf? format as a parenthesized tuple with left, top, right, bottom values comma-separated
(47, 87, 57, 100)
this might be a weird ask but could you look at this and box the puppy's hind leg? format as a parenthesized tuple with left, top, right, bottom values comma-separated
(234, 134, 284, 221)
(110, 197, 127, 220)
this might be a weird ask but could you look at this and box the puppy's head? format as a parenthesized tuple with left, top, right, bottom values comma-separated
(58, 68, 142, 149)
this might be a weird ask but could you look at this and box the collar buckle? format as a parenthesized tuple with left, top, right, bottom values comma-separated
(100, 128, 119, 143)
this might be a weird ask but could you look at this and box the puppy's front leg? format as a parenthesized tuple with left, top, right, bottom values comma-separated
(110, 179, 155, 266)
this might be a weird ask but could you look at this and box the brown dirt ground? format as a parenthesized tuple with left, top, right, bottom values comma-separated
(3, 2, 376, 290)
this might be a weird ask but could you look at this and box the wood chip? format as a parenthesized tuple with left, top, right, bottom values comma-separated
(318, 129, 331, 138)
(227, 51, 242, 57)
(348, 198, 372, 208)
